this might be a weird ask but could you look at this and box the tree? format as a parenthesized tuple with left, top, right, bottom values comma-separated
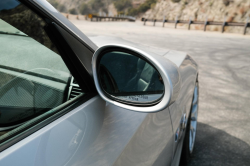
(58, 4, 67, 13)
(79, 3, 90, 15)
(127, 0, 157, 16)
(69, 8, 78, 15)
(114, 0, 132, 11)
(88, 0, 104, 13)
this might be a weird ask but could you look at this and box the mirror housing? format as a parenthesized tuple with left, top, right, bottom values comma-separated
(92, 44, 181, 112)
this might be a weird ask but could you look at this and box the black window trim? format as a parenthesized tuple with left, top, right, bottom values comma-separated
(18, 0, 97, 93)
(20, 0, 96, 53)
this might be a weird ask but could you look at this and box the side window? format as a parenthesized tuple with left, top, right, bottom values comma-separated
(0, 1, 82, 138)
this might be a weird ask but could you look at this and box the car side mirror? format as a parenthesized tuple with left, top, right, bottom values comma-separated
(92, 44, 181, 112)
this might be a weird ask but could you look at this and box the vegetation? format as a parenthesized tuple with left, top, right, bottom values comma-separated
(127, 0, 157, 16)
(48, 0, 66, 13)
(113, 0, 132, 12)
(79, 0, 108, 15)
(58, 4, 67, 12)
(223, 0, 230, 6)
(171, 0, 181, 2)
(48, 0, 156, 16)
(88, 0, 104, 13)
(79, 3, 90, 15)
(69, 8, 78, 15)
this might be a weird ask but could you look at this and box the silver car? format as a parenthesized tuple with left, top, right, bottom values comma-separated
(0, 0, 198, 166)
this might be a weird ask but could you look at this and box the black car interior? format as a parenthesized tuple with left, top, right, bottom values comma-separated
(99, 51, 164, 96)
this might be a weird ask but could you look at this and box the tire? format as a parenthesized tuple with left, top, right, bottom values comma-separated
(180, 81, 199, 165)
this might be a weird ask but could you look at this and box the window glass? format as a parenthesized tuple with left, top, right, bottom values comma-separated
(0, 0, 82, 136)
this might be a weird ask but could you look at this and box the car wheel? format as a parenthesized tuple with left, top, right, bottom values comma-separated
(180, 81, 199, 165)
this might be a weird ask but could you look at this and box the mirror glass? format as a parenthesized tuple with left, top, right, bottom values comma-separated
(98, 51, 164, 103)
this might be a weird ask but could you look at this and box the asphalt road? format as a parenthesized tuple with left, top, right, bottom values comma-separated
(72, 20, 250, 166)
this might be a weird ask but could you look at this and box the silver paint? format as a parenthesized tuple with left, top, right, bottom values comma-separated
(0, 96, 174, 166)
(0, 39, 198, 166)
(169, 55, 198, 166)
(0, 2, 198, 166)
(92, 44, 181, 113)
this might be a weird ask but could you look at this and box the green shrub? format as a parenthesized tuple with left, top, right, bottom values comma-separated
(69, 8, 78, 15)
(58, 4, 67, 12)
(79, 3, 90, 15)
(222, 0, 230, 6)
(127, 7, 138, 16)
(127, 0, 157, 16)
(151, 3, 156, 9)
(102, 8, 108, 15)
(88, 0, 104, 13)
(114, 0, 132, 11)
(171, 0, 181, 2)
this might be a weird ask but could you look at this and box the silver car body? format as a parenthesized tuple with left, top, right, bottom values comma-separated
(0, 0, 198, 166)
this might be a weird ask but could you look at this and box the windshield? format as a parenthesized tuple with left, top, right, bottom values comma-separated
(0, 19, 27, 36)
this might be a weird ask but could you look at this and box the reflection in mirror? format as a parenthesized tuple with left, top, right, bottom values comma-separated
(99, 51, 164, 103)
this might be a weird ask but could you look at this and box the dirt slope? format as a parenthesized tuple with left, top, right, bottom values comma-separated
(143, 0, 250, 33)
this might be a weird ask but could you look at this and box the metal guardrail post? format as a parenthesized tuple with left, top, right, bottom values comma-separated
(88, 15, 134, 22)
(140, 15, 247, 35)
(244, 16, 249, 35)
(154, 19, 156, 26)
(222, 16, 227, 33)
(175, 16, 178, 29)
(163, 16, 166, 27)
(204, 17, 208, 31)
(188, 17, 192, 30)
(222, 23, 225, 33)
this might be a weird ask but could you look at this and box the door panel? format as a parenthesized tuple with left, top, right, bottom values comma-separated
(0, 96, 174, 166)
(0, 96, 105, 166)
(113, 108, 173, 166)
(169, 55, 198, 165)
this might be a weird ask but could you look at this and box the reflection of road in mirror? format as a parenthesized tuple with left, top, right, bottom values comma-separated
(184, 123, 250, 166)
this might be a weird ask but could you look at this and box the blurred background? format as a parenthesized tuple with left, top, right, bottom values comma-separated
(47, 0, 250, 33)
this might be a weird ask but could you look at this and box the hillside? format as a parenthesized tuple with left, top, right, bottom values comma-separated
(48, 0, 250, 33)
(48, 0, 147, 16)
(143, 0, 250, 33)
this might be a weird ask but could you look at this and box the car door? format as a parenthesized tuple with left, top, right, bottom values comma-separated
(168, 54, 198, 165)
(0, 0, 175, 166)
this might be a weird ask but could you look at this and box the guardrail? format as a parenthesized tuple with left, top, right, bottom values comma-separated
(142, 17, 249, 35)
(90, 15, 136, 22)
